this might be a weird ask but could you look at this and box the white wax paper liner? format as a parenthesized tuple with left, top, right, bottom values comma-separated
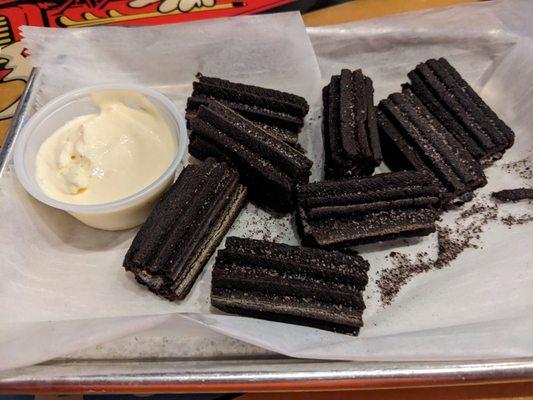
(1, 0, 532, 372)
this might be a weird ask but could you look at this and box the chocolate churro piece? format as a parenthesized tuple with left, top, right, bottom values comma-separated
(492, 188, 533, 202)
(186, 74, 309, 147)
(408, 58, 514, 161)
(123, 159, 247, 300)
(322, 69, 382, 178)
(378, 88, 486, 203)
(189, 100, 313, 212)
(211, 237, 369, 335)
(296, 171, 441, 247)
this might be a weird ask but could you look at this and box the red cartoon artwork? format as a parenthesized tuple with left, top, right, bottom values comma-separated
(0, 0, 294, 36)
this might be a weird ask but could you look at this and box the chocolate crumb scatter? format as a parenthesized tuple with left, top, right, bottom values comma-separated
(501, 214, 533, 226)
(378, 193, 533, 305)
(500, 158, 532, 181)
(377, 201, 498, 305)
(459, 202, 493, 218)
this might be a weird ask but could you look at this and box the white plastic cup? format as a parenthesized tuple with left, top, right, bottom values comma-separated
(13, 84, 188, 231)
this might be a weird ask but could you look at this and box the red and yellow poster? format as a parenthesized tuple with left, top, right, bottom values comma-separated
(0, 0, 294, 142)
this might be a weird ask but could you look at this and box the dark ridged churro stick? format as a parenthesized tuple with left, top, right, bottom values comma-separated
(123, 159, 247, 301)
(186, 74, 309, 147)
(189, 100, 313, 212)
(322, 69, 382, 179)
(211, 237, 369, 335)
(296, 171, 441, 247)
(378, 88, 486, 203)
(408, 58, 514, 161)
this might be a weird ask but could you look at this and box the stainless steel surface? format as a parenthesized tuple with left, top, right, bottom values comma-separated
(1, 69, 531, 393)
(0, 68, 38, 176)
(1, 357, 533, 393)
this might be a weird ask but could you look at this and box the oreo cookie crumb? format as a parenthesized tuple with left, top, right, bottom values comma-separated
(377, 201, 498, 305)
(500, 158, 532, 181)
(501, 214, 533, 226)
(460, 202, 494, 218)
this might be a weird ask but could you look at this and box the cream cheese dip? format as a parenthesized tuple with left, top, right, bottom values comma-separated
(35, 91, 177, 205)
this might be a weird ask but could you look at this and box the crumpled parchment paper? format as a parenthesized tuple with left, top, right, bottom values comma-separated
(0, 0, 532, 372)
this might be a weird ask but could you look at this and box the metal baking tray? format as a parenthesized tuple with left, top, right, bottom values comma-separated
(1, 69, 532, 393)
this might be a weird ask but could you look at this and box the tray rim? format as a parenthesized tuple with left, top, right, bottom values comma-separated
(0, 68, 39, 176)
(1, 357, 533, 393)
(1, 69, 532, 392)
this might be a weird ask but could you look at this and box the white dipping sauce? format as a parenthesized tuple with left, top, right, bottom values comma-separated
(36, 92, 176, 205)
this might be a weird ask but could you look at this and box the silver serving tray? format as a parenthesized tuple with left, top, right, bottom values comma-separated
(1, 70, 532, 393)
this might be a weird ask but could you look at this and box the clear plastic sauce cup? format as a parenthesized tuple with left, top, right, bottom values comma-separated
(13, 84, 188, 231)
